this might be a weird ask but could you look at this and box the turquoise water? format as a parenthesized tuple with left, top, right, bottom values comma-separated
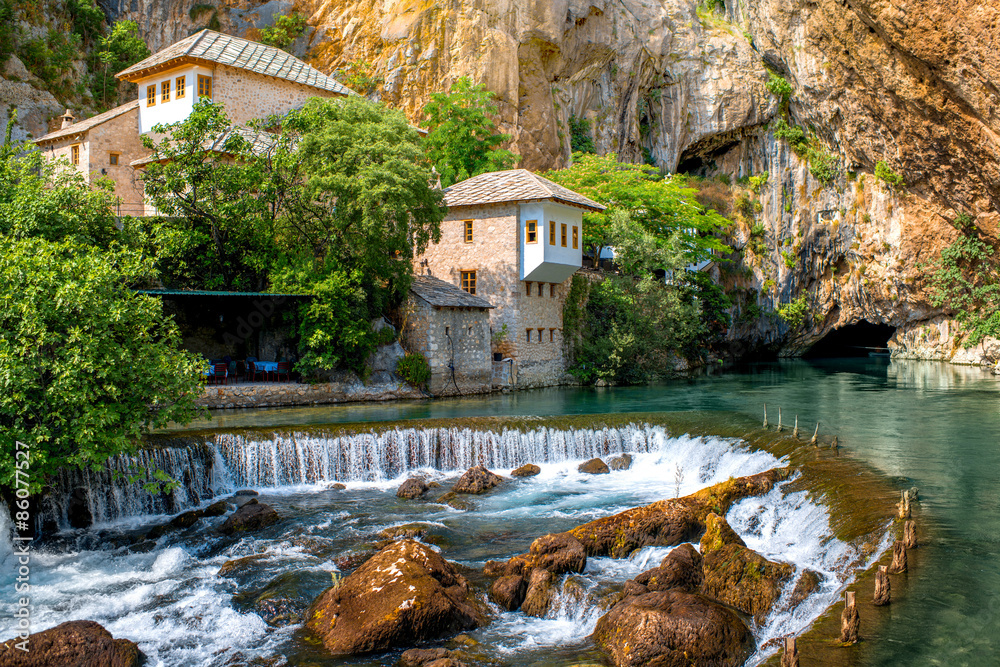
(186, 358, 1000, 665)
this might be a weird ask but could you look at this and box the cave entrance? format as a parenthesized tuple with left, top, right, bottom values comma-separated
(804, 320, 895, 358)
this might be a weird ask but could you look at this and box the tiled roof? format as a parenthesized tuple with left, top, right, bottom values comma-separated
(410, 275, 494, 309)
(443, 169, 605, 212)
(34, 100, 139, 145)
(116, 29, 353, 96)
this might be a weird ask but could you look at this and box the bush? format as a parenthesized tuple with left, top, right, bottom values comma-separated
(0, 1, 15, 64)
(569, 114, 596, 154)
(766, 71, 793, 102)
(772, 119, 806, 148)
(777, 294, 810, 330)
(874, 160, 904, 187)
(396, 352, 431, 387)
(258, 13, 307, 50)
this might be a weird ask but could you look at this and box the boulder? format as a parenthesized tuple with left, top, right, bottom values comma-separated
(521, 568, 556, 617)
(218, 500, 279, 535)
(203, 499, 231, 516)
(568, 469, 788, 558)
(699, 513, 794, 623)
(511, 463, 541, 477)
(488, 574, 527, 611)
(593, 590, 754, 667)
(488, 533, 587, 579)
(452, 465, 503, 494)
(401, 648, 451, 666)
(578, 458, 610, 474)
(234, 489, 259, 497)
(329, 483, 347, 490)
(634, 543, 704, 593)
(305, 539, 484, 655)
(397, 478, 429, 499)
(787, 569, 823, 609)
(1, 620, 144, 667)
(170, 509, 204, 528)
(608, 454, 633, 471)
(436, 492, 472, 511)
(378, 524, 428, 541)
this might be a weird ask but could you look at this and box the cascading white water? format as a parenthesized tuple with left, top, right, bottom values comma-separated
(0, 500, 12, 566)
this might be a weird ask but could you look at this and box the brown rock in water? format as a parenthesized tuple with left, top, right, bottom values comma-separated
(699, 513, 794, 623)
(904, 520, 918, 549)
(0, 620, 143, 667)
(203, 499, 231, 516)
(305, 539, 483, 655)
(608, 454, 633, 471)
(400, 648, 451, 666)
(568, 468, 788, 558)
(593, 590, 754, 667)
(888, 540, 908, 574)
(452, 465, 503, 494)
(218, 501, 279, 535)
(397, 477, 429, 499)
(521, 568, 556, 617)
(488, 574, 527, 611)
(780, 636, 799, 667)
(634, 543, 703, 593)
(488, 532, 588, 579)
(511, 463, 541, 477)
(787, 569, 822, 608)
(435, 492, 472, 511)
(170, 509, 204, 528)
(873, 565, 891, 606)
(840, 591, 860, 644)
(578, 458, 610, 474)
(378, 524, 428, 541)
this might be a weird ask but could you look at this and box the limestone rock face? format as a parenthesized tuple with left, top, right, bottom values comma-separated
(0, 620, 144, 667)
(593, 590, 754, 667)
(305, 539, 483, 655)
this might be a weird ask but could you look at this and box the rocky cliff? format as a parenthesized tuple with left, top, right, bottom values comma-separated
(5, 0, 997, 364)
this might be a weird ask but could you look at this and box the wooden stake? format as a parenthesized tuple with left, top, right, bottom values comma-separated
(780, 636, 799, 667)
(873, 565, 890, 606)
(810, 422, 819, 446)
(793, 415, 799, 438)
(904, 520, 918, 549)
(763, 404, 769, 429)
(840, 591, 859, 644)
(897, 490, 911, 519)
(888, 540, 907, 574)
(777, 407, 783, 432)
(831, 436, 839, 451)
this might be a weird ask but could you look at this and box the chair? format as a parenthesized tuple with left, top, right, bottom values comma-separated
(235, 360, 246, 383)
(276, 361, 291, 382)
(248, 361, 262, 382)
(210, 362, 229, 385)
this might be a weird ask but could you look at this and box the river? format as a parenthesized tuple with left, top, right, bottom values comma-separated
(1, 358, 996, 666)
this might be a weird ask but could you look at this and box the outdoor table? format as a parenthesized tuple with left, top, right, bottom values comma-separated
(256, 361, 279, 373)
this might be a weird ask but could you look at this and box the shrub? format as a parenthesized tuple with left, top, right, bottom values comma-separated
(258, 13, 307, 50)
(748, 171, 768, 194)
(772, 119, 806, 149)
(777, 294, 810, 329)
(806, 146, 838, 184)
(396, 352, 431, 387)
(569, 114, 596, 154)
(875, 160, 904, 187)
(781, 249, 796, 269)
(766, 71, 793, 102)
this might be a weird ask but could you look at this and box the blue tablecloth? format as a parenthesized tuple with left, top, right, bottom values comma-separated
(255, 361, 279, 372)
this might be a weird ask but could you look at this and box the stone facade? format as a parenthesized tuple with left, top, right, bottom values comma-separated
(213, 65, 338, 126)
(196, 373, 424, 409)
(414, 204, 576, 389)
(403, 295, 492, 396)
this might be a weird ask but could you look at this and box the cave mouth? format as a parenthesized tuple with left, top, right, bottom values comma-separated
(804, 320, 896, 358)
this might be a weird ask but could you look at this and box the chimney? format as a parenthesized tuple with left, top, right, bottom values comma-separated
(59, 109, 75, 129)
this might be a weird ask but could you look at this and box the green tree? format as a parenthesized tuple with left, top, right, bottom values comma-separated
(569, 114, 596, 154)
(544, 152, 731, 262)
(422, 77, 520, 186)
(0, 239, 203, 493)
(139, 100, 281, 290)
(67, 0, 105, 46)
(258, 13, 307, 49)
(92, 20, 150, 108)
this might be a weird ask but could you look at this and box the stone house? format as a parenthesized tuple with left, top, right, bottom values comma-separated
(414, 169, 604, 388)
(403, 275, 494, 396)
(35, 29, 351, 214)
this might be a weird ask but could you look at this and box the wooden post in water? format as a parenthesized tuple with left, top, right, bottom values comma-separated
(873, 565, 891, 606)
(832, 436, 839, 451)
(793, 415, 799, 438)
(810, 423, 820, 446)
(888, 540, 908, 573)
(763, 404, 769, 429)
(904, 520, 918, 549)
(840, 591, 860, 644)
(780, 636, 799, 667)
(898, 490, 911, 519)
(777, 407, 783, 432)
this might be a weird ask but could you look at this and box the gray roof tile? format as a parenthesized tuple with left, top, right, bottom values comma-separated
(410, 275, 494, 309)
(443, 169, 605, 211)
(34, 100, 139, 144)
(116, 30, 353, 96)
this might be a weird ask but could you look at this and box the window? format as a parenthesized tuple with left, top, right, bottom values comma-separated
(70, 145, 79, 165)
(526, 219, 538, 243)
(572, 225, 579, 249)
(161, 80, 170, 103)
(525, 282, 532, 296)
(561, 223, 567, 247)
(550, 283, 556, 298)
(526, 328, 531, 343)
(197, 74, 213, 98)
(537, 282, 543, 297)
(146, 85, 156, 106)
(549, 222, 556, 245)
(109, 153, 119, 166)
(549, 328, 556, 342)
(461, 270, 477, 295)
(464, 219, 474, 243)
(537, 328, 544, 342)
(176, 75, 186, 98)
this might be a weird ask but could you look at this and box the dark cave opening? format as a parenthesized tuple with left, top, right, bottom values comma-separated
(804, 320, 896, 358)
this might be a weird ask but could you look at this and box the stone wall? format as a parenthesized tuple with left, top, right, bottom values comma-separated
(213, 65, 341, 126)
(414, 204, 576, 389)
(196, 371, 424, 409)
(402, 296, 492, 396)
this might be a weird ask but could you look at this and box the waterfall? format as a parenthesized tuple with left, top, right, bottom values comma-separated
(0, 500, 12, 565)
(41, 423, 673, 527)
